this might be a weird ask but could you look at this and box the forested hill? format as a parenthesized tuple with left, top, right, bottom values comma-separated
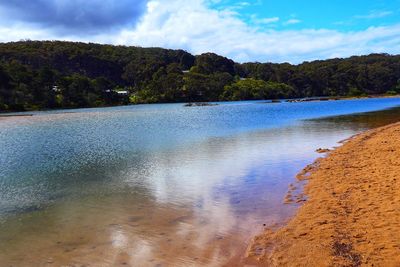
(0, 40, 400, 111)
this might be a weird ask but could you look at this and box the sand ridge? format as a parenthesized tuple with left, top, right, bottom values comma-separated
(247, 122, 400, 266)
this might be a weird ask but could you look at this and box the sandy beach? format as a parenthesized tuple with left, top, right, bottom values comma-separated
(247, 122, 400, 266)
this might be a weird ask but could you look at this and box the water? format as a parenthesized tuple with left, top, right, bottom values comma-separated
(1, 98, 400, 266)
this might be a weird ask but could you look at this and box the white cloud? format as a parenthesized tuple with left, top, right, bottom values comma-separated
(355, 10, 393, 19)
(237, 1, 250, 7)
(253, 16, 280, 24)
(1, 0, 400, 64)
(284, 19, 302, 25)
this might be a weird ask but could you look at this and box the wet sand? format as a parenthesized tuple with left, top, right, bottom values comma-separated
(247, 122, 400, 266)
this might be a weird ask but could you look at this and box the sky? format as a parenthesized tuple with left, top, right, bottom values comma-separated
(0, 0, 400, 63)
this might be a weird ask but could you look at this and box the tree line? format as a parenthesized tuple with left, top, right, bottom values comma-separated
(0, 40, 399, 111)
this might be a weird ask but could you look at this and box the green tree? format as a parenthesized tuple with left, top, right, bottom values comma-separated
(194, 53, 235, 75)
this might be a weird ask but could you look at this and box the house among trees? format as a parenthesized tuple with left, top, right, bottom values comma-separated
(52, 85, 61, 92)
(114, 90, 129, 96)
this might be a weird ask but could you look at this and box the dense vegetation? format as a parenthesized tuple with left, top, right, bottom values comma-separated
(0, 40, 400, 111)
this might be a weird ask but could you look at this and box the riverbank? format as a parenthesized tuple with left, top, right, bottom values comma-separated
(1, 94, 400, 114)
(284, 94, 400, 103)
(247, 121, 400, 266)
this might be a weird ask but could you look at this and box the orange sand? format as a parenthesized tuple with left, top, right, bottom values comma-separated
(247, 122, 400, 266)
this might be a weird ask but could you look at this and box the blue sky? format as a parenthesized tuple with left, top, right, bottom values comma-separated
(0, 0, 399, 63)
(210, 0, 400, 31)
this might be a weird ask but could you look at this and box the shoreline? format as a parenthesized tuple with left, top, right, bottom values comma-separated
(1, 94, 399, 115)
(246, 121, 400, 266)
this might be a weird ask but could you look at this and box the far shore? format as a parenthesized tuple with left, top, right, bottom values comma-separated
(284, 94, 400, 103)
(246, 121, 400, 266)
(1, 94, 400, 116)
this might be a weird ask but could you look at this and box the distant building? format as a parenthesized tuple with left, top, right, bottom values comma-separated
(239, 77, 247, 81)
(105, 89, 129, 96)
(52, 85, 61, 92)
(182, 70, 190, 74)
(115, 90, 129, 96)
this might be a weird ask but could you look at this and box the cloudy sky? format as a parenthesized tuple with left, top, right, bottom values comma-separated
(0, 0, 400, 63)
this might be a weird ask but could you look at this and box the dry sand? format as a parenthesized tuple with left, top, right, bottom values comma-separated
(247, 122, 400, 266)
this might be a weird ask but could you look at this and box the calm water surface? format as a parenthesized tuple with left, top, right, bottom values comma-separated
(1, 98, 400, 266)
